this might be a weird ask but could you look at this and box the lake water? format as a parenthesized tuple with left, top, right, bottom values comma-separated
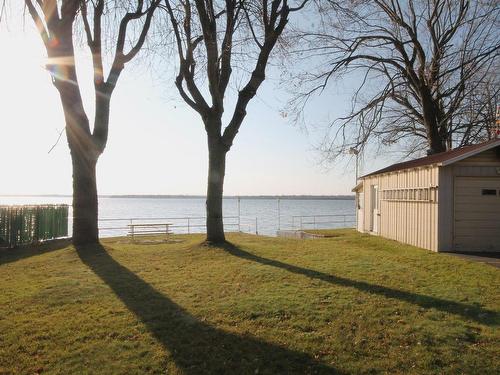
(0, 196, 355, 237)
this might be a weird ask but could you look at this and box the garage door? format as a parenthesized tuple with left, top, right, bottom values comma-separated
(454, 177, 500, 252)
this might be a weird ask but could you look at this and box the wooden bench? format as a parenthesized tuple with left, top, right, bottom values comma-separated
(127, 223, 173, 240)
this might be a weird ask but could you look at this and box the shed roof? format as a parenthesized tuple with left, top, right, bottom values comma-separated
(351, 182, 363, 192)
(361, 138, 500, 178)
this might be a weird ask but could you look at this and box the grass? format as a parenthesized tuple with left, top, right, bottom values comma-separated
(0, 229, 499, 374)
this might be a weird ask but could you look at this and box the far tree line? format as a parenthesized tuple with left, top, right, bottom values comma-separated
(3, 0, 497, 246)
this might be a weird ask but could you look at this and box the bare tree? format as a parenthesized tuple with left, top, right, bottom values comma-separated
(162, 0, 308, 243)
(289, 0, 499, 159)
(451, 70, 499, 145)
(25, 0, 159, 245)
(0, 1, 6, 23)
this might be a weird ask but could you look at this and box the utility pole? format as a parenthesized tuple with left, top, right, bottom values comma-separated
(349, 147, 360, 232)
(349, 147, 360, 184)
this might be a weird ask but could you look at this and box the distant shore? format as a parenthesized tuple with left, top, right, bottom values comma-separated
(0, 194, 354, 200)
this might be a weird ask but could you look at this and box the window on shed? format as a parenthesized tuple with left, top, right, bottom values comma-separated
(424, 188, 430, 200)
(481, 189, 497, 196)
(419, 189, 424, 201)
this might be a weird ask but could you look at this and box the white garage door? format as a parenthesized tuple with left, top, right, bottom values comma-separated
(454, 177, 500, 252)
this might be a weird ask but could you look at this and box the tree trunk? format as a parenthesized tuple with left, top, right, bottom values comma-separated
(71, 152, 99, 245)
(57, 78, 102, 246)
(421, 89, 447, 154)
(206, 137, 227, 244)
(426, 129, 446, 155)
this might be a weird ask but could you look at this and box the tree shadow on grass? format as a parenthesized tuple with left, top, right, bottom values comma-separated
(0, 238, 71, 266)
(220, 242, 498, 326)
(75, 243, 341, 375)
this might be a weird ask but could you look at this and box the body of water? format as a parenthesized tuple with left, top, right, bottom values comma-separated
(0, 196, 355, 237)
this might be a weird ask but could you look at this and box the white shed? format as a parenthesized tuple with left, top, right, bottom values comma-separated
(353, 139, 500, 252)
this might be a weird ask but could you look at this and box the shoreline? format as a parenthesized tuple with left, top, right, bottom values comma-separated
(0, 194, 355, 200)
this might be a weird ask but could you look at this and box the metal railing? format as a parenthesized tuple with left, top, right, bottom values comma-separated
(291, 214, 356, 231)
(64, 213, 357, 238)
(97, 216, 259, 237)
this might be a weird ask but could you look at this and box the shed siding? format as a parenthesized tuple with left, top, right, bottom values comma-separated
(438, 166, 454, 251)
(358, 144, 500, 252)
(361, 166, 439, 251)
(453, 148, 500, 166)
(451, 147, 500, 252)
(453, 177, 500, 252)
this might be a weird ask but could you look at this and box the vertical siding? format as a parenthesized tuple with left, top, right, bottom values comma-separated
(450, 147, 500, 251)
(438, 166, 454, 251)
(361, 166, 439, 251)
(363, 180, 371, 232)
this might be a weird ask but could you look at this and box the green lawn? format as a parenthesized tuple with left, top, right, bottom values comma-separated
(1, 230, 499, 374)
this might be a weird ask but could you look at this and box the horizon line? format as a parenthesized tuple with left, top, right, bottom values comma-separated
(0, 194, 355, 200)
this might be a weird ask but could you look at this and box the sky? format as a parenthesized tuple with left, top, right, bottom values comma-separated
(0, 5, 395, 197)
